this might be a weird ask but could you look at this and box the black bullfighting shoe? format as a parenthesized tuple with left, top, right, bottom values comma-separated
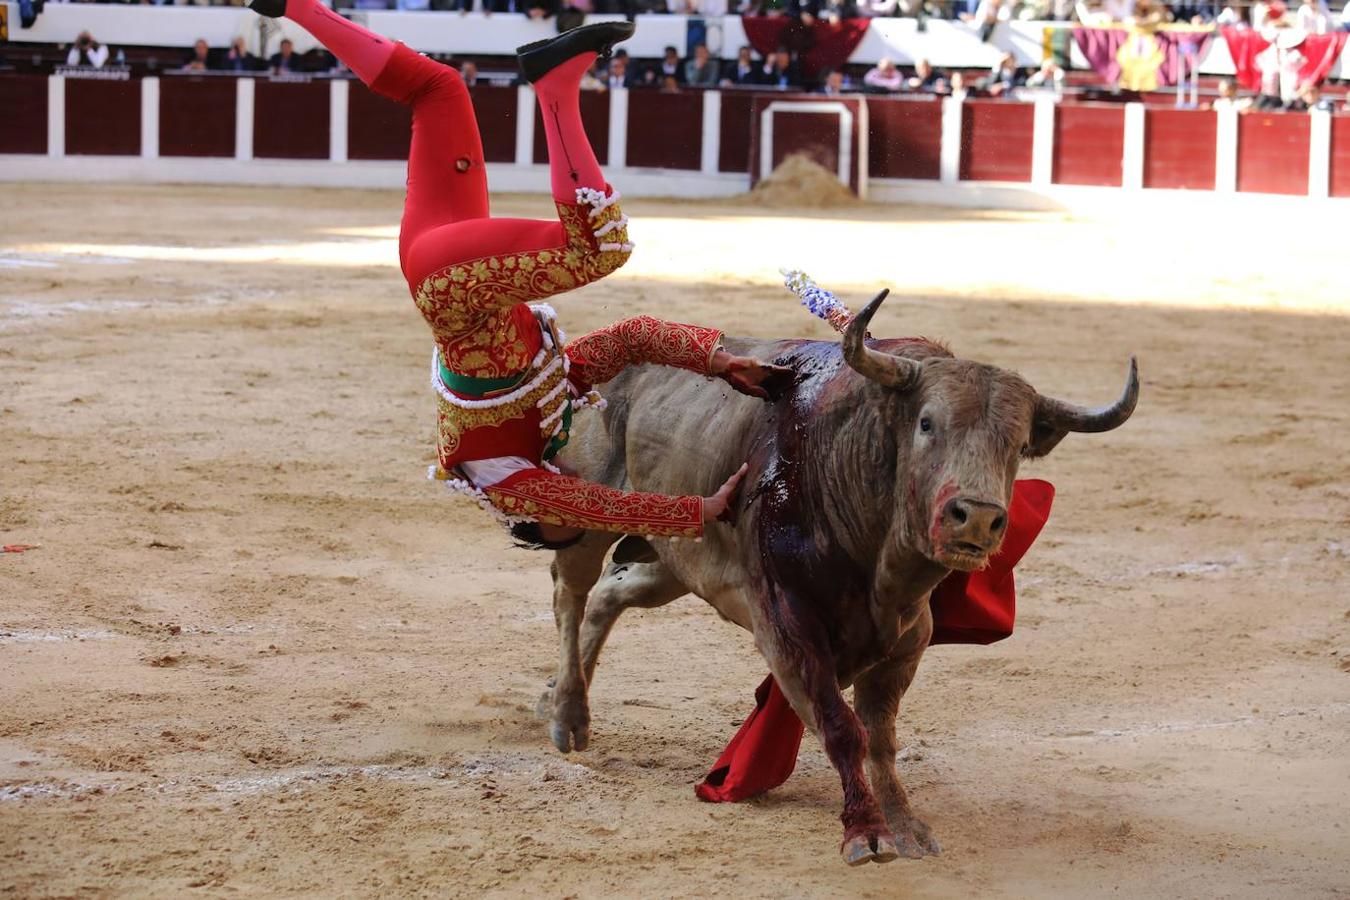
(515, 21, 636, 85)
(247, 0, 288, 18)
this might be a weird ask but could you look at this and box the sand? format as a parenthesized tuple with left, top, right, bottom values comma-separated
(1, 183, 1347, 898)
(745, 154, 861, 209)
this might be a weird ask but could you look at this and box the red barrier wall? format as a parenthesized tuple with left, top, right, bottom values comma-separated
(471, 86, 519, 164)
(1236, 112, 1309, 196)
(1143, 107, 1216, 190)
(160, 77, 236, 158)
(1329, 114, 1350, 198)
(348, 83, 410, 161)
(868, 96, 941, 180)
(0, 74, 47, 155)
(66, 79, 140, 156)
(254, 80, 330, 160)
(718, 92, 754, 173)
(533, 91, 608, 166)
(626, 91, 702, 171)
(959, 101, 1033, 182)
(1053, 103, 1123, 187)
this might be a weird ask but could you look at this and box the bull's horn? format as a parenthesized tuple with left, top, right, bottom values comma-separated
(1035, 356, 1140, 433)
(842, 289, 922, 390)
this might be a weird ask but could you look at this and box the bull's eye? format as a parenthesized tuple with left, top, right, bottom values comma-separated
(919, 416, 933, 434)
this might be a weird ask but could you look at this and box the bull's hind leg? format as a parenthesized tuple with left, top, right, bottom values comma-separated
(852, 607, 941, 859)
(579, 550, 688, 686)
(545, 532, 617, 753)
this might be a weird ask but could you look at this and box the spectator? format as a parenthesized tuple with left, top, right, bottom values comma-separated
(721, 46, 758, 86)
(269, 38, 304, 74)
(862, 0, 924, 16)
(758, 48, 802, 89)
(605, 54, 635, 89)
(660, 73, 682, 93)
(1289, 80, 1336, 111)
(1296, 0, 1332, 32)
(684, 43, 719, 86)
(949, 70, 969, 101)
(66, 31, 110, 69)
(217, 36, 260, 73)
(863, 57, 904, 92)
(984, 52, 1023, 96)
(816, 68, 850, 94)
(459, 60, 479, 87)
(906, 58, 945, 91)
(965, 0, 1012, 41)
(818, 0, 859, 21)
(658, 45, 685, 84)
(183, 38, 211, 73)
(1024, 58, 1065, 90)
(1209, 77, 1250, 111)
(581, 58, 607, 90)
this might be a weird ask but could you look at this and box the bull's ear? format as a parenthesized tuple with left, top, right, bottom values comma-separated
(1023, 421, 1068, 459)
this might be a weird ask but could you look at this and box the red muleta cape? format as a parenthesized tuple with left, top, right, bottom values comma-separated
(695, 478, 1055, 803)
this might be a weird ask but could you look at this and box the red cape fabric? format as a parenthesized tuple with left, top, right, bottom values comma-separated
(695, 479, 1054, 803)
(740, 16, 871, 79)
(1222, 26, 1349, 91)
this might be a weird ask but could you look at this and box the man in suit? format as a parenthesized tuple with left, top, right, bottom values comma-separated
(269, 38, 305, 73)
(722, 45, 758, 86)
(683, 43, 719, 87)
(758, 47, 802, 89)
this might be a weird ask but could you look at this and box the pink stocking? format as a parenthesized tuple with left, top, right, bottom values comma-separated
(531, 52, 607, 201)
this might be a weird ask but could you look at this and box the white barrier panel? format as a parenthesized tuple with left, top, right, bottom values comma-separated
(8, 2, 1312, 76)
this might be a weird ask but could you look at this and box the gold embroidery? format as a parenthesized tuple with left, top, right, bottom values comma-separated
(414, 201, 632, 380)
(436, 357, 569, 458)
(484, 471, 703, 538)
(568, 316, 722, 386)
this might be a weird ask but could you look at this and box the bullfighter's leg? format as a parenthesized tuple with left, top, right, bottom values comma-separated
(546, 531, 617, 753)
(852, 605, 942, 859)
(753, 587, 900, 866)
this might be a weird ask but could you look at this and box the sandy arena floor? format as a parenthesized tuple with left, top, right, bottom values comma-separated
(1, 183, 1347, 898)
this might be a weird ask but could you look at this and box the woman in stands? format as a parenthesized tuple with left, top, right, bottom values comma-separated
(246, 1, 790, 547)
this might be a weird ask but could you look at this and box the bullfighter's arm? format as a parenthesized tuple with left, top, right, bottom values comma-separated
(466, 463, 705, 538)
(566, 316, 793, 400)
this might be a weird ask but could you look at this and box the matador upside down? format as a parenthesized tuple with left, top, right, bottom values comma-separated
(245, 4, 791, 546)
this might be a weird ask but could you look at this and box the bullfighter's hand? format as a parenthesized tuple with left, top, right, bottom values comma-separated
(711, 350, 795, 401)
(703, 462, 749, 525)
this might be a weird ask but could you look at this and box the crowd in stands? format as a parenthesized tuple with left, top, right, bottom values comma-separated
(25, 0, 1350, 26)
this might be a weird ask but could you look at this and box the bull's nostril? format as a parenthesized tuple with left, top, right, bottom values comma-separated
(950, 504, 967, 525)
(991, 514, 1006, 533)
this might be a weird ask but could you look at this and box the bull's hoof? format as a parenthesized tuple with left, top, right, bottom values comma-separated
(890, 815, 941, 858)
(548, 717, 590, 753)
(841, 831, 900, 866)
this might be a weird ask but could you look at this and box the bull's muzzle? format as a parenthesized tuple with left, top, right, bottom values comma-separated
(935, 497, 1007, 570)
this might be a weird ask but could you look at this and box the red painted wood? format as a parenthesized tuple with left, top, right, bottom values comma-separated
(533, 90, 608, 166)
(959, 101, 1033, 183)
(348, 81, 411, 161)
(1144, 108, 1216, 190)
(0, 74, 47, 154)
(1052, 103, 1123, 187)
(65, 78, 140, 156)
(253, 79, 330, 160)
(626, 91, 702, 171)
(770, 110, 842, 175)
(1237, 112, 1310, 196)
(470, 86, 518, 164)
(867, 95, 941, 180)
(719, 91, 754, 173)
(1328, 114, 1350, 198)
(159, 76, 236, 158)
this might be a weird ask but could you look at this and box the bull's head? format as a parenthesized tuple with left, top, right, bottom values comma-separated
(843, 290, 1138, 572)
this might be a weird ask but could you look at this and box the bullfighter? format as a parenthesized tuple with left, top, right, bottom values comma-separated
(245, 2, 790, 547)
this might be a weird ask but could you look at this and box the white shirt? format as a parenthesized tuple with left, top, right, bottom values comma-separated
(460, 456, 539, 489)
(66, 43, 110, 68)
(863, 67, 904, 90)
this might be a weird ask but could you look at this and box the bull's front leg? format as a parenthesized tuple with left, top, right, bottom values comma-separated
(852, 604, 941, 859)
(754, 585, 900, 866)
(545, 533, 615, 753)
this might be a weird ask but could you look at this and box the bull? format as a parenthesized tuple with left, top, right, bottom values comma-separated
(540, 290, 1139, 865)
